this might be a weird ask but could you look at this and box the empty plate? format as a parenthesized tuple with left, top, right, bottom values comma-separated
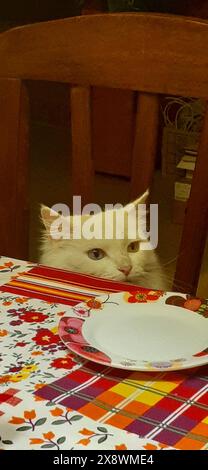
(58, 290, 208, 371)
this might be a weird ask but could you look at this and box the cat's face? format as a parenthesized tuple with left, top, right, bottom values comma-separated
(44, 236, 148, 283)
(40, 192, 150, 283)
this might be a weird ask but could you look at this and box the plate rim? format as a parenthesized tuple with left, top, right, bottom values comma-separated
(58, 290, 208, 372)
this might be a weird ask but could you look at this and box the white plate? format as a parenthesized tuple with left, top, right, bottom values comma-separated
(58, 290, 208, 371)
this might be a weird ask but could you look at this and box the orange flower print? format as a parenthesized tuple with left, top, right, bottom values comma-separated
(9, 417, 25, 424)
(9, 410, 46, 431)
(15, 297, 29, 303)
(0, 375, 12, 384)
(144, 444, 158, 450)
(24, 410, 36, 420)
(77, 438, 90, 446)
(50, 407, 63, 417)
(30, 432, 66, 449)
(86, 299, 103, 309)
(30, 439, 44, 445)
(77, 426, 111, 446)
(34, 396, 45, 402)
(0, 329, 8, 337)
(3, 302, 12, 306)
(43, 432, 55, 440)
(4, 262, 14, 268)
(79, 428, 94, 436)
(115, 444, 127, 450)
(31, 351, 43, 356)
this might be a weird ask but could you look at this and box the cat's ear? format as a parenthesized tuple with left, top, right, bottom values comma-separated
(132, 189, 149, 207)
(124, 189, 149, 212)
(40, 205, 61, 234)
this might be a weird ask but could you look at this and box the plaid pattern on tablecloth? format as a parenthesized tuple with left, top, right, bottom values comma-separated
(1, 263, 208, 450)
(35, 360, 208, 450)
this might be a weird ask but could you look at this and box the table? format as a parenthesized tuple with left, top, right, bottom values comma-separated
(0, 256, 207, 450)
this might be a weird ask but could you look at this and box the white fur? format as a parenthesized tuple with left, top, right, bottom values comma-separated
(40, 196, 167, 290)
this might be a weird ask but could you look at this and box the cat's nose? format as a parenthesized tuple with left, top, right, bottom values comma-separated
(118, 266, 132, 276)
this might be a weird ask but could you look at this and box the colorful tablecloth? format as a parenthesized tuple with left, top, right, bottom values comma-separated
(0, 256, 207, 450)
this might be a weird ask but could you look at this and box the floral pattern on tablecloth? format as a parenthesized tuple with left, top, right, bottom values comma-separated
(0, 270, 172, 450)
(0, 256, 35, 286)
(0, 293, 83, 390)
(0, 388, 171, 450)
(1, 257, 207, 451)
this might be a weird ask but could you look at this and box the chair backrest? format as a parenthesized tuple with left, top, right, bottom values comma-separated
(0, 13, 208, 294)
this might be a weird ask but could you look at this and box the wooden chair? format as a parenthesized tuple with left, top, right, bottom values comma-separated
(0, 13, 208, 294)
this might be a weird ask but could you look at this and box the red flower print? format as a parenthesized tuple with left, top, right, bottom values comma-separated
(20, 311, 48, 323)
(16, 342, 27, 347)
(51, 357, 75, 369)
(59, 317, 85, 344)
(124, 290, 163, 303)
(4, 262, 13, 268)
(32, 328, 60, 346)
(128, 292, 147, 303)
(9, 366, 22, 372)
(71, 343, 111, 364)
(10, 320, 22, 326)
(73, 306, 90, 317)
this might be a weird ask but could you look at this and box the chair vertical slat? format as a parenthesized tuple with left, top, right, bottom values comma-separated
(0, 78, 29, 259)
(174, 103, 208, 294)
(130, 92, 159, 200)
(70, 86, 94, 208)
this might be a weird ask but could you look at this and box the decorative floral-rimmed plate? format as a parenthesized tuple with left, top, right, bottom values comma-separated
(58, 289, 208, 371)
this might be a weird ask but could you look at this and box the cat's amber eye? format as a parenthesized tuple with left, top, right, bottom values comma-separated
(87, 248, 106, 260)
(127, 241, 140, 253)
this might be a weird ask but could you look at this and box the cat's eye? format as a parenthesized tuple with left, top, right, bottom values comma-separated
(87, 248, 106, 260)
(127, 241, 140, 253)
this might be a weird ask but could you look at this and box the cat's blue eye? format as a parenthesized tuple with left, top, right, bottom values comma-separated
(87, 248, 106, 260)
(127, 241, 140, 253)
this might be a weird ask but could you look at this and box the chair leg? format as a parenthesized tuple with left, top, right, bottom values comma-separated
(173, 103, 208, 294)
(70, 85, 94, 209)
(0, 79, 29, 260)
(130, 92, 159, 200)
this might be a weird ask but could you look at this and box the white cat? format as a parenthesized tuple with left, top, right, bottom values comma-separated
(40, 192, 167, 290)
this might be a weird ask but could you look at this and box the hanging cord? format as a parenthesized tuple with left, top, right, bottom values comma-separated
(162, 97, 205, 133)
